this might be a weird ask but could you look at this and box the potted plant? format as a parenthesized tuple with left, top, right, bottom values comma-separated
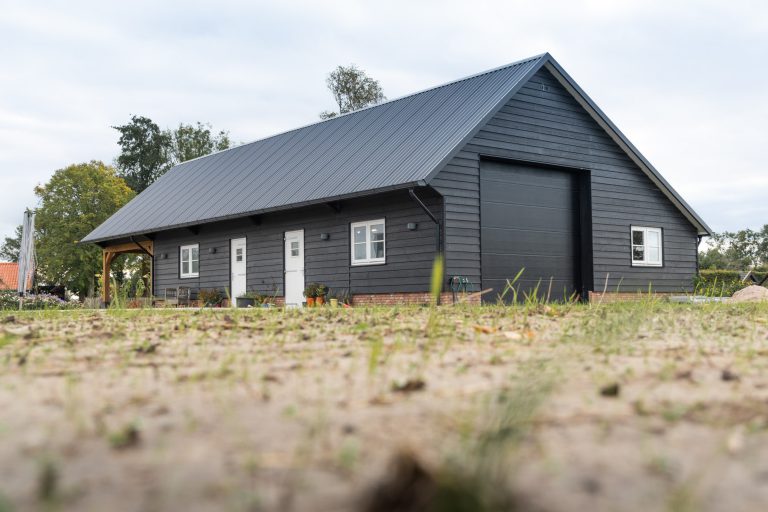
(236, 291, 263, 308)
(315, 283, 328, 306)
(328, 289, 338, 307)
(303, 283, 317, 307)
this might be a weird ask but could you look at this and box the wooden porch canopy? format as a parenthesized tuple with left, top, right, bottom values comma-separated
(102, 240, 153, 303)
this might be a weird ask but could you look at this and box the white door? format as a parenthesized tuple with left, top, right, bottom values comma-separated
(284, 230, 304, 307)
(230, 238, 247, 303)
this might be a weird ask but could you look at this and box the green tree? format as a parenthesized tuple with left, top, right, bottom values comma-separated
(0, 225, 22, 262)
(113, 115, 172, 193)
(319, 64, 385, 119)
(34, 161, 135, 298)
(699, 225, 768, 270)
(166, 122, 231, 165)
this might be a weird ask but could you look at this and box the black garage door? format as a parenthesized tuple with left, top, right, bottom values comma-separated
(480, 161, 579, 303)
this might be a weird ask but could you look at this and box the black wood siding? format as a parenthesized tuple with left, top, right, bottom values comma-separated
(432, 67, 697, 293)
(152, 189, 441, 297)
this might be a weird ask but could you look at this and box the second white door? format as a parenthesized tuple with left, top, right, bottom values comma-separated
(231, 237, 247, 302)
(284, 230, 304, 307)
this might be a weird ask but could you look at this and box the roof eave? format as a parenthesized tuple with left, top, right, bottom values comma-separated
(80, 181, 428, 245)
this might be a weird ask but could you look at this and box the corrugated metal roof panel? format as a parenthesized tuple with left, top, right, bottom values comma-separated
(82, 54, 545, 243)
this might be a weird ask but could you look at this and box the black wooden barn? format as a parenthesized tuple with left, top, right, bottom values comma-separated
(83, 53, 710, 305)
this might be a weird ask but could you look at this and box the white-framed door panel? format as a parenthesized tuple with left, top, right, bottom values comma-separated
(230, 237, 247, 304)
(284, 230, 305, 307)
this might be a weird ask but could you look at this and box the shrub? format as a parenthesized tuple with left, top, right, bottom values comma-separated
(0, 290, 81, 311)
(693, 270, 767, 297)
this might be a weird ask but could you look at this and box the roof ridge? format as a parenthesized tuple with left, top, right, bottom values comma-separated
(174, 53, 549, 167)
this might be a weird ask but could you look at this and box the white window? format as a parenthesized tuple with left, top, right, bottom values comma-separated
(631, 226, 662, 267)
(180, 244, 200, 278)
(351, 219, 386, 265)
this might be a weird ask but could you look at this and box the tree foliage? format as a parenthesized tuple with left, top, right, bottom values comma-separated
(34, 161, 135, 298)
(319, 64, 385, 119)
(699, 225, 768, 270)
(0, 225, 22, 262)
(113, 116, 231, 193)
(166, 122, 230, 166)
(113, 115, 172, 193)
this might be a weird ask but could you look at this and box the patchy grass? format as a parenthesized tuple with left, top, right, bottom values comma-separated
(0, 303, 767, 511)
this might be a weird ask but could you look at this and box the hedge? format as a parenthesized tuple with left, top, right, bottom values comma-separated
(693, 270, 768, 297)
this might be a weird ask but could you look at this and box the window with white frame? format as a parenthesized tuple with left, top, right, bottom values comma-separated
(180, 244, 200, 278)
(631, 226, 662, 266)
(351, 219, 386, 265)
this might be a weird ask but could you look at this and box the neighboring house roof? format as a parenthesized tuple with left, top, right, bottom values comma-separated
(0, 262, 29, 291)
(83, 53, 711, 244)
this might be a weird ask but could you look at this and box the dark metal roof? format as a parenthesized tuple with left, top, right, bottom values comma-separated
(83, 53, 710, 243)
(83, 55, 546, 243)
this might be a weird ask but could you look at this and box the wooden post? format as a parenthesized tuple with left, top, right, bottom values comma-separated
(102, 251, 115, 305)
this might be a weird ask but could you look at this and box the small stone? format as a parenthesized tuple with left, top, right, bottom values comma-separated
(392, 378, 426, 393)
(722, 369, 740, 382)
(581, 477, 601, 494)
(600, 382, 620, 397)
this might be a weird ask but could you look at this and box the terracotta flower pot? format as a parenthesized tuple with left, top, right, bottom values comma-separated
(316, 296, 325, 306)
(306, 297, 315, 307)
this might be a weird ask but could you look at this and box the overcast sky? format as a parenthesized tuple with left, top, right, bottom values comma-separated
(1, 0, 766, 244)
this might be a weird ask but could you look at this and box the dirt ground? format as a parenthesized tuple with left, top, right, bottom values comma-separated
(1, 302, 768, 512)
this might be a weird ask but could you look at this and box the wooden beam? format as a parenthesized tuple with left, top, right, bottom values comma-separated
(325, 201, 342, 213)
(102, 240, 153, 256)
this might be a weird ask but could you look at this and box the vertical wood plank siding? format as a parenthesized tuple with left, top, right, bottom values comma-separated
(432, 67, 697, 293)
(153, 190, 441, 297)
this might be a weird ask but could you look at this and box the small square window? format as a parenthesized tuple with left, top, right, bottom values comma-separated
(631, 227, 662, 267)
(290, 241, 299, 257)
(351, 219, 386, 266)
(236, 248, 243, 262)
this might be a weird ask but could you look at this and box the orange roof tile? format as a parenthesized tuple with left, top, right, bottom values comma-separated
(0, 262, 31, 291)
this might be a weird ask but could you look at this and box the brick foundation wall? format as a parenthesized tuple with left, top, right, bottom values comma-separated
(588, 291, 675, 303)
(351, 292, 481, 306)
